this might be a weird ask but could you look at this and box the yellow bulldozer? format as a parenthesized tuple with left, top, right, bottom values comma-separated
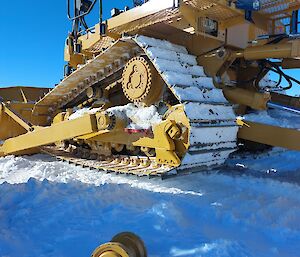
(1, 0, 300, 177)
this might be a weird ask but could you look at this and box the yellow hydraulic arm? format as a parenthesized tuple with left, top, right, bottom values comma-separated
(0, 114, 99, 156)
(238, 119, 300, 151)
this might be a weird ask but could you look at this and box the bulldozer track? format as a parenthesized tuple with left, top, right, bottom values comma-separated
(40, 35, 238, 176)
(41, 146, 174, 177)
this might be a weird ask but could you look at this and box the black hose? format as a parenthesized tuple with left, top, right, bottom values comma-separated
(265, 61, 293, 90)
(80, 16, 89, 31)
(266, 60, 298, 88)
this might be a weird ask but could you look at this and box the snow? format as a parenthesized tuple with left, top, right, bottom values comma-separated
(1, 149, 300, 256)
(190, 126, 238, 145)
(135, 35, 188, 54)
(259, 73, 280, 90)
(68, 107, 102, 120)
(106, 103, 162, 129)
(152, 58, 205, 77)
(172, 87, 227, 103)
(68, 104, 162, 130)
(0, 155, 197, 195)
(146, 47, 197, 66)
(244, 109, 300, 129)
(184, 103, 236, 121)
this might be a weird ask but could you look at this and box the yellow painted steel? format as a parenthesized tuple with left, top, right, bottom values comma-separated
(134, 120, 182, 167)
(0, 114, 98, 156)
(0, 87, 51, 144)
(236, 40, 300, 60)
(223, 88, 271, 111)
(0, 103, 33, 131)
(238, 120, 300, 151)
(122, 57, 163, 105)
(0, 87, 50, 103)
(91, 232, 147, 257)
(79, 111, 185, 167)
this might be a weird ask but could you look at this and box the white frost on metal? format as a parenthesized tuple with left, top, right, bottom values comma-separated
(153, 58, 206, 77)
(190, 127, 239, 145)
(162, 72, 215, 88)
(147, 47, 197, 65)
(135, 35, 188, 54)
(259, 73, 279, 89)
(180, 149, 234, 168)
(173, 87, 227, 103)
(184, 103, 236, 121)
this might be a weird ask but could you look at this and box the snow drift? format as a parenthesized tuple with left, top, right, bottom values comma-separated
(1, 149, 300, 256)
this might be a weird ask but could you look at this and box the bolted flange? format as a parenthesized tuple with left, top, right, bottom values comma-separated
(97, 112, 116, 130)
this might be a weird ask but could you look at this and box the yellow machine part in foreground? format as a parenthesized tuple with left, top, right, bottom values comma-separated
(91, 232, 147, 257)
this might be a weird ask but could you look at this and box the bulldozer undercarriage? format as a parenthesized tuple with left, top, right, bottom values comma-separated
(2, 0, 300, 177)
(21, 36, 237, 177)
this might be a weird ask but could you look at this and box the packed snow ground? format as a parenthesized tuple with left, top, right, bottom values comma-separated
(1, 149, 300, 257)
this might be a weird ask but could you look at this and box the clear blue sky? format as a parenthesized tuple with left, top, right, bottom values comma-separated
(0, 0, 132, 88)
(0, 0, 299, 95)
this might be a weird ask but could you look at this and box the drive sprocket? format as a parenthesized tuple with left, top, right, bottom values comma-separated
(122, 56, 163, 105)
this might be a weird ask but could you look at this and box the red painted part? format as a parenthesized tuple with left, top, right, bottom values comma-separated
(124, 128, 151, 135)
